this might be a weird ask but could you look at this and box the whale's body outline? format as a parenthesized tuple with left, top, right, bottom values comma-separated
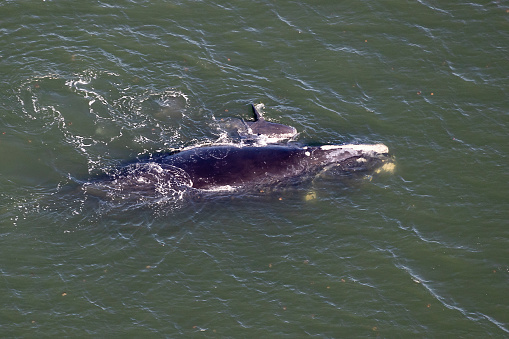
(117, 143, 389, 191)
(237, 104, 298, 143)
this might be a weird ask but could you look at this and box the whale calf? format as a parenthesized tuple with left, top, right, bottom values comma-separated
(239, 104, 298, 143)
(216, 103, 297, 144)
(102, 143, 389, 193)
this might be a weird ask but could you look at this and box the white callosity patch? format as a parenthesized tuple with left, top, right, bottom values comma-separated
(320, 143, 389, 155)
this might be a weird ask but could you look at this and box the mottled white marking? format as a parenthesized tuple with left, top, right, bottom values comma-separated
(305, 151, 310, 156)
(320, 144, 389, 154)
(319, 145, 342, 151)
(203, 185, 238, 192)
(254, 133, 297, 145)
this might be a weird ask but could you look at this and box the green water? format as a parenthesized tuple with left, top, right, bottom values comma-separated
(1, 0, 508, 337)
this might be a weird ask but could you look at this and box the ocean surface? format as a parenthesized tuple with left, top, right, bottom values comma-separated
(1, 0, 508, 337)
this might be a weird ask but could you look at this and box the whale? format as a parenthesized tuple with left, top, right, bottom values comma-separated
(98, 143, 389, 194)
(216, 104, 297, 144)
(239, 104, 298, 143)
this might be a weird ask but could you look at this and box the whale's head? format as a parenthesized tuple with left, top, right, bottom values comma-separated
(313, 144, 390, 174)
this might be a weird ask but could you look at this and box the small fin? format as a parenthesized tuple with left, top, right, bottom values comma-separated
(251, 103, 265, 121)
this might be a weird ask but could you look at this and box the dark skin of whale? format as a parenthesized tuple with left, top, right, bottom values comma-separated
(156, 144, 388, 190)
(91, 143, 389, 197)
